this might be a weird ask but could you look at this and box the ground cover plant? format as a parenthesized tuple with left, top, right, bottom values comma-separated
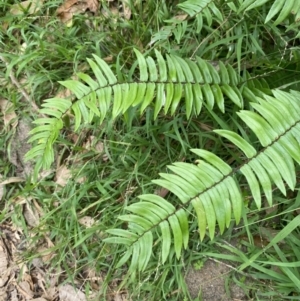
(1, 0, 300, 300)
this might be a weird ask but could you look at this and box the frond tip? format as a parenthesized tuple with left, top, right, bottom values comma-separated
(105, 90, 300, 271)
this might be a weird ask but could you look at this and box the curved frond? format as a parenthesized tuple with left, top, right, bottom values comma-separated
(105, 90, 300, 271)
(238, 0, 298, 24)
(26, 50, 250, 169)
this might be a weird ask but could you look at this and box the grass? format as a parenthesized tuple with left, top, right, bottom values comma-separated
(1, 0, 300, 300)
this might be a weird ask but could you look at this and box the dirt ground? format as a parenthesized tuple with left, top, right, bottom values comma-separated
(185, 259, 247, 301)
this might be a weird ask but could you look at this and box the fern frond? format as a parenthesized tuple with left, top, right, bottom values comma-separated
(104, 89, 300, 271)
(238, 0, 298, 25)
(178, 0, 223, 23)
(26, 50, 250, 169)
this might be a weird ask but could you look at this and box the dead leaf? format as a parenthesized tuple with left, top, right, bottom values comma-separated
(17, 281, 34, 299)
(59, 284, 87, 301)
(122, 0, 131, 19)
(86, 0, 98, 12)
(0, 177, 25, 185)
(173, 13, 188, 21)
(0, 99, 18, 129)
(9, 119, 34, 177)
(55, 165, 72, 187)
(57, 0, 99, 25)
(10, 0, 44, 15)
(23, 202, 40, 227)
(78, 216, 95, 228)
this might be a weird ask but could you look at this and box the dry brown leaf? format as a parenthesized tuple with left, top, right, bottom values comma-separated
(0, 244, 8, 271)
(17, 281, 34, 299)
(0, 291, 8, 301)
(10, 0, 44, 15)
(122, 0, 131, 19)
(0, 243, 9, 288)
(55, 165, 72, 187)
(0, 177, 25, 185)
(59, 284, 87, 301)
(0, 99, 18, 129)
(173, 13, 188, 21)
(86, 0, 98, 12)
(23, 201, 40, 227)
(57, 0, 99, 25)
(83, 136, 104, 153)
(78, 216, 95, 228)
(9, 119, 34, 177)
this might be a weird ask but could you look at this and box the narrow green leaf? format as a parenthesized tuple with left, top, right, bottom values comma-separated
(207, 188, 226, 234)
(92, 54, 117, 84)
(201, 193, 216, 240)
(77, 72, 99, 90)
(221, 84, 242, 107)
(103, 237, 132, 245)
(168, 164, 206, 192)
(196, 58, 212, 83)
(170, 55, 186, 81)
(160, 221, 171, 264)
(119, 214, 153, 229)
(155, 49, 167, 81)
(154, 83, 164, 119)
(127, 202, 161, 224)
(168, 215, 183, 259)
(237, 110, 278, 146)
(123, 83, 138, 112)
(112, 84, 123, 118)
(140, 83, 155, 113)
(159, 173, 198, 197)
(215, 130, 257, 158)
(170, 83, 183, 115)
(218, 61, 230, 85)
(249, 159, 272, 206)
(116, 248, 132, 268)
(146, 56, 158, 82)
(134, 49, 148, 82)
(192, 83, 203, 115)
(132, 83, 147, 107)
(139, 194, 175, 215)
(166, 54, 177, 82)
(251, 101, 285, 133)
(175, 209, 189, 249)
(185, 83, 193, 118)
(164, 83, 174, 114)
(265, 0, 285, 23)
(139, 231, 153, 271)
(245, 0, 270, 12)
(240, 216, 300, 271)
(274, 0, 295, 25)
(257, 152, 286, 196)
(191, 149, 232, 175)
(185, 59, 204, 83)
(87, 59, 107, 87)
(211, 84, 224, 112)
(152, 179, 190, 203)
(264, 146, 294, 191)
(226, 177, 242, 223)
(202, 83, 214, 109)
(241, 164, 262, 208)
(192, 197, 207, 241)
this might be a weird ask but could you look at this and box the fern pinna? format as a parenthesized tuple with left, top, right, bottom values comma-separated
(25, 49, 250, 169)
